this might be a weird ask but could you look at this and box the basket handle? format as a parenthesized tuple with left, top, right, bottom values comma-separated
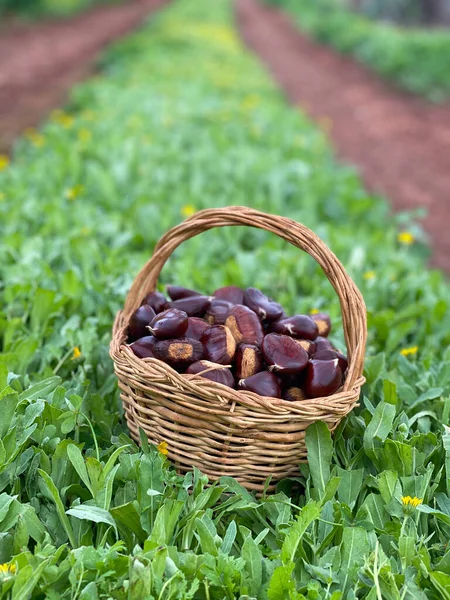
(123, 206, 367, 391)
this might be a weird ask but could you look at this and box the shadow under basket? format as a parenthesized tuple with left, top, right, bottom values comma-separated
(110, 207, 367, 493)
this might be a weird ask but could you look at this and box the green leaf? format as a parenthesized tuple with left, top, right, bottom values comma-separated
(430, 571, 450, 600)
(417, 504, 450, 527)
(66, 504, 118, 536)
(195, 517, 218, 557)
(67, 444, 94, 498)
(19, 377, 61, 401)
(268, 563, 296, 600)
(110, 502, 147, 542)
(337, 468, 364, 509)
(38, 469, 76, 547)
(340, 527, 370, 593)
(0, 392, 19, 438)
(222, 520, 237, 554)
(11, 560, 50, 600)
(281, 501, 322, 564)
(364, 401, 396, 454)
(305, 421, 332, 497)
(242, 535, 262, 596)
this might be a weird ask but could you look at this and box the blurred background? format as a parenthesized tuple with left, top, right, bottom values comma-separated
(346, 0, 450, 25)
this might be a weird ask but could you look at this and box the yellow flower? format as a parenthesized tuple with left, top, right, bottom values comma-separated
(0, 563, 16, 576)
(0, 155, 10, 171)
(78, 128, 92, 143)
(71, 347, 81, 360)
(52, 110, 74, 129)
(402, 496, 423, 514)
(310, 308, 320, 315)
(398, 232, 415, 246)
(65, 184, 85, 200)
(181, 204, 196, 218)
(400, 346, 418, 357)
(157, 441, 168, 456)
(24, 128, 45, 148)
(364, 271, 376, 280)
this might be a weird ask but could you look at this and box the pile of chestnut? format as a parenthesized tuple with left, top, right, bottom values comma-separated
(126, 285, 347, 400)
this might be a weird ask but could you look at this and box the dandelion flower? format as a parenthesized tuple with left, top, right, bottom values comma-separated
(157, 441, 168, 456)
(0, 155, 10, 171)
(181, 204, 196, 218)
(400, 346, 418, 357)
(310, 308, 320, 315)
(364, 271, 376, 280)
(398, 232, 415, 246)
(71, 347, 81, 360)
(0, 563, 16, 576)
(402, 496, 423, 514)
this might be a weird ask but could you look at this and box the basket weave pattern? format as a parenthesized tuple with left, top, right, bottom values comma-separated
(110, 207, 367, 492)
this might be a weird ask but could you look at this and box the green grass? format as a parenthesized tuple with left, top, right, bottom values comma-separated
(1, 0, 450, 597)
(265, 0, 450, 102)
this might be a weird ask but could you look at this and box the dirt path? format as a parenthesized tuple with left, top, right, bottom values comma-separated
(236, 0, 450, 273)
(0, 0, 167, 151)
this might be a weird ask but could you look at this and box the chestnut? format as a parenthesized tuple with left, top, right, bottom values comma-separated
(262, 333, 309, 375)
(304, 359, 342, 398)
(235, 343, 264, 380)
(270, 315, 318, 340)
(185, 317, 209, 341)
(141, 291, 167, 314)
(148, 308, 189, 339)
(153, 337, 204, 367)
(295, 339, 316, 355)
(243, 287, 283, 322)
(128, 305, 156, 341)
(311, 312, 331, 337)
(314, 336, 334, 353)
(186, 360, 234, 388)
(167, 285, 202, 301)
(213, 285, 244, 305)
(201, 325, 236, 365)
(225, 305, 264, 346)
(128, 335, 157, 358)
(313, 348, 348, 372)
(238, 371, 281, 399)
(283, 387, 307, 402)
(167, 295, 212, 317)
(205, 298, 233, 325)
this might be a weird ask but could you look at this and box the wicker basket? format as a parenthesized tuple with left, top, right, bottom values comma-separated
(110, 206, 367, 493)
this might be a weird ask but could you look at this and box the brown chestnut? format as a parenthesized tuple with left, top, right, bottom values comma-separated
(141, 291, 167, 314)
(238, 371, 281, 398)
(205, 298, 233, 325)
(128, 305, 156, 341)
(313, 349, 348, 372)
(314, 336, 334, 353)
(311, 312, 331, 337)
(167, 285, 202, 301)
(295, 339, 316, 355)
(262, 333, 309, 375)
(167, 295, 212, 317)
(304, 359, 342, 398)
(243, 287, 283, 322)
(201, 325, 236, 365)
(235, 343, 264, 380)
(153, 337, 204, 367)
(128, 336, 157, 358)
(213, 285, 244, 305)
(185, 317, 209, 341)
(270, 315, 318, 340)
(186, 360, 234, 388)
(225, 305, 264, 346)
(149, 308, 189, 339)
(283, 387, 307, 402)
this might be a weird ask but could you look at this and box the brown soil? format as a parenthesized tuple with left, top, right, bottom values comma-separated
(236, 0, 450, 273)
(0, 0, 167, 152)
